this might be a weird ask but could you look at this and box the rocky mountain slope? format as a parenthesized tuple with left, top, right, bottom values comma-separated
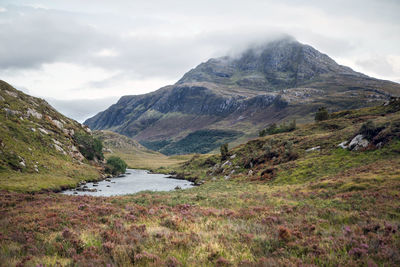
(85, 37, 400, 155)
(0, 80, 103, 192)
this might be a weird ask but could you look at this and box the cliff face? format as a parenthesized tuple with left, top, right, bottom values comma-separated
(85, 38, 400, 155)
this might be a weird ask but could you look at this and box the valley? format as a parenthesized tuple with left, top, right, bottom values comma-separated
(1, 36, 400, 266)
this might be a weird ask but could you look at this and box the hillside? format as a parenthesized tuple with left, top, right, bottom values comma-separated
(93, 130, 192, 169)
(85, 37, 400, 155)
(0, 80, 103, 192)
(1, 99, 400, 266)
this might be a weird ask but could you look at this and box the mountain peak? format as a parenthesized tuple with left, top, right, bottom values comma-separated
(177, 37, 362, 90)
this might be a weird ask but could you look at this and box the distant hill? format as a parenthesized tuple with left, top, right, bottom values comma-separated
(85, 37, 400, 155)
(93, 130, 193, 170)
(0, 80, 102, 192)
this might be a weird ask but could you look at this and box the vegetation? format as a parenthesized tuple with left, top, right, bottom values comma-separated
(259, 120, 296, 137)
(315, 107, 329, 121)
(142, 129, 240, 155)
(94, 130, 193, 170)
(105, 156, 128, 176)
(1, 98, 400, 265)
(74, 131, 104, 161)
(220, 143, 229, 161)
(0, 81, 101, 192)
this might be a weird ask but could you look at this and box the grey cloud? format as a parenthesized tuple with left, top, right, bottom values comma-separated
(46, 97, 119, 123)
(356, 57, 396, 77)
(0, 6, 109, 69)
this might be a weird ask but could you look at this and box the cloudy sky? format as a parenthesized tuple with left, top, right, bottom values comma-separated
(1, 0, 400, 122)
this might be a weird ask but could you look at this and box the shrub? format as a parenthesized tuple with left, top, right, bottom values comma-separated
(315, 107, 329, 121)
(260, 120, 296, 136)
(358, 121, 384, 141)
(220, 143, 229, 161)
(74, 132, 104, 161)
(106, 156, 127, 175)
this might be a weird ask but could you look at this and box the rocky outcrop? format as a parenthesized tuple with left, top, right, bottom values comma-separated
(349, 135, 369, 151)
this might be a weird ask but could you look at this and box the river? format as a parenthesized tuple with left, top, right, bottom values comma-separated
(61, 169, 194, 196)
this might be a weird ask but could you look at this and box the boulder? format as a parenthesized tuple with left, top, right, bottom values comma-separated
(38, 128, 49, 135)
(337, 141, 348, 149)
(306, 146, 320, 152)
(349, 134, 369, 151)
(221, 160, 232, 168)
(26, 108, 42, 120)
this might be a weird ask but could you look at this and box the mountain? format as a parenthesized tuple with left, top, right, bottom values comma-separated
(85, 37, 400, 155)
(0, 80, 103, 192)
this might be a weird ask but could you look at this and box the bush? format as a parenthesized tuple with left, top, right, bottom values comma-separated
(220, 143, 229, 161)
(358, 121, 384, 141)
(74, 132, 104, 161)
(259, 120, 296, 136)
(315, 107, 329, 121)
(106, 156, 127, 175)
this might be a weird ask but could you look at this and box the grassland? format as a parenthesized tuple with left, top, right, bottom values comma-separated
(93, 130, 193, 170)
(1, 100, 400, 266)
(0, 81, 102, 192)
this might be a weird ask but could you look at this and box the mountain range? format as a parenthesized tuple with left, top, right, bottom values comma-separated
(84, 37, 400, 155)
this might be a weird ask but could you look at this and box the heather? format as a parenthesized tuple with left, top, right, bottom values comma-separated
(1, 100, 400, 266)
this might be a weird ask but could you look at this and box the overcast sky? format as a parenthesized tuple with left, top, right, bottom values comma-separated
(1, 0, 400, 122)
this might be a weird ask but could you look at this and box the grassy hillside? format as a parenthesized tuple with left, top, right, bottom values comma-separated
(0, 99, 400, 266)
(0, 81, 102, 192)
(93, 130, 192, 169)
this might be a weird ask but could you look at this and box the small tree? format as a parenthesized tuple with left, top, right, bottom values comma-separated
(106, 156, 127, 176)
(315, 107, 329, 122)
(259, 129, 267, 137)
(220, 143, 229, 161)
(74, 131, 104, 160)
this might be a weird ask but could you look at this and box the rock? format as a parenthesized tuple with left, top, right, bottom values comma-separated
(63, 128, 75, 136)
(31, 128, 36, 132)
(306, 146, 320, 152)
(54, 144, 65, 154)
(230, 170, 235, 175)
(349, 134, 369, 151)
(230, 154, 237, 159)
(50, 118, 63, 129)
(38, 128, 49, 135)
(4, 90, 18, 97)
(221, 160, 232, 168)
(83, 125, 92, 134)
(103, 148, 113, 153)
(224, 175, 230, 180)
(0, 95, 4, 101)
(211, 177, 217, 181)
(4, 108, 21, 117)
(52, 138, 63, 146)
(26, 108, 42, 119)
(174, 186, 181, 190)
(19, 161, 26, 168)
(337, 141, 348, 149)
(248, 170, 254, 176)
